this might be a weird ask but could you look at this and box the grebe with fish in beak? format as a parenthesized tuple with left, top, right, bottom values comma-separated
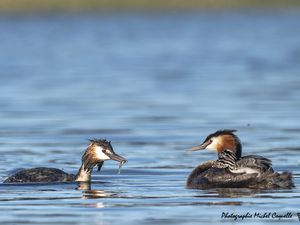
(4, 139, 127, 183)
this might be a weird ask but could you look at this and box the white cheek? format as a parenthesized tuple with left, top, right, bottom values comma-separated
(96, 147, 110, 160)
(205, 139, 219, 151)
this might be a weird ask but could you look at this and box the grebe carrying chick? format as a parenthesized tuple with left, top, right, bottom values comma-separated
(4, 139, 127, 183)
(186, 130, 294, 189)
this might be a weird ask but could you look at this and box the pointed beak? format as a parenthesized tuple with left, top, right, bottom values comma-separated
(191, 141, 210, 151)
(109, 153, 127, 164)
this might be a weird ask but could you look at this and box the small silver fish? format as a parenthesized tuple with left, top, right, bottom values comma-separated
(118, 160, 126, 174)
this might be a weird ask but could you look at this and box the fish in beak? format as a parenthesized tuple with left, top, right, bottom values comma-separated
(101, 149, 127, 164)
(108, 152, 127, 164)
(102, 150, 127, 174)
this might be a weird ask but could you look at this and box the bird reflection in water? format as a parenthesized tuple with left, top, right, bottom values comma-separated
(76, 181, 118, 199)
(197, 188, 263, 198)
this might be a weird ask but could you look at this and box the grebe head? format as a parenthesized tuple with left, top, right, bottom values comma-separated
(191, 129, 242, 159)
(82, 139, 127, 172)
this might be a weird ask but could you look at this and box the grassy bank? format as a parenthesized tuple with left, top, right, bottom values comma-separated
(0, 0, 300, 12)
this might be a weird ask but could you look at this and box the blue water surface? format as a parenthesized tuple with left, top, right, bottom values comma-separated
(0, 10, 300, 225)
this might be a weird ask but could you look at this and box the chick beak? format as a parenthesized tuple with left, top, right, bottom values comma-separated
(109, 153, 127, 164)
(191, 141, 210, 151)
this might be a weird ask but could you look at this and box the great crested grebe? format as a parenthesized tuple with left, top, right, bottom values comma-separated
(3, 139, 127, 183)
(186, 130, 294, 189)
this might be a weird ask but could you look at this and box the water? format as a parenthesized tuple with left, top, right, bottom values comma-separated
(0, 10, 300, 224)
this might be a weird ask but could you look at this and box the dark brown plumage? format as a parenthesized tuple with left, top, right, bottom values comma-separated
(3, 167, 74, 183)
(186, 161, 294, 189)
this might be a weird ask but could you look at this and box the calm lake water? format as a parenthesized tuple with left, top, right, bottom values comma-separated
(0, 10, 300, 225)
